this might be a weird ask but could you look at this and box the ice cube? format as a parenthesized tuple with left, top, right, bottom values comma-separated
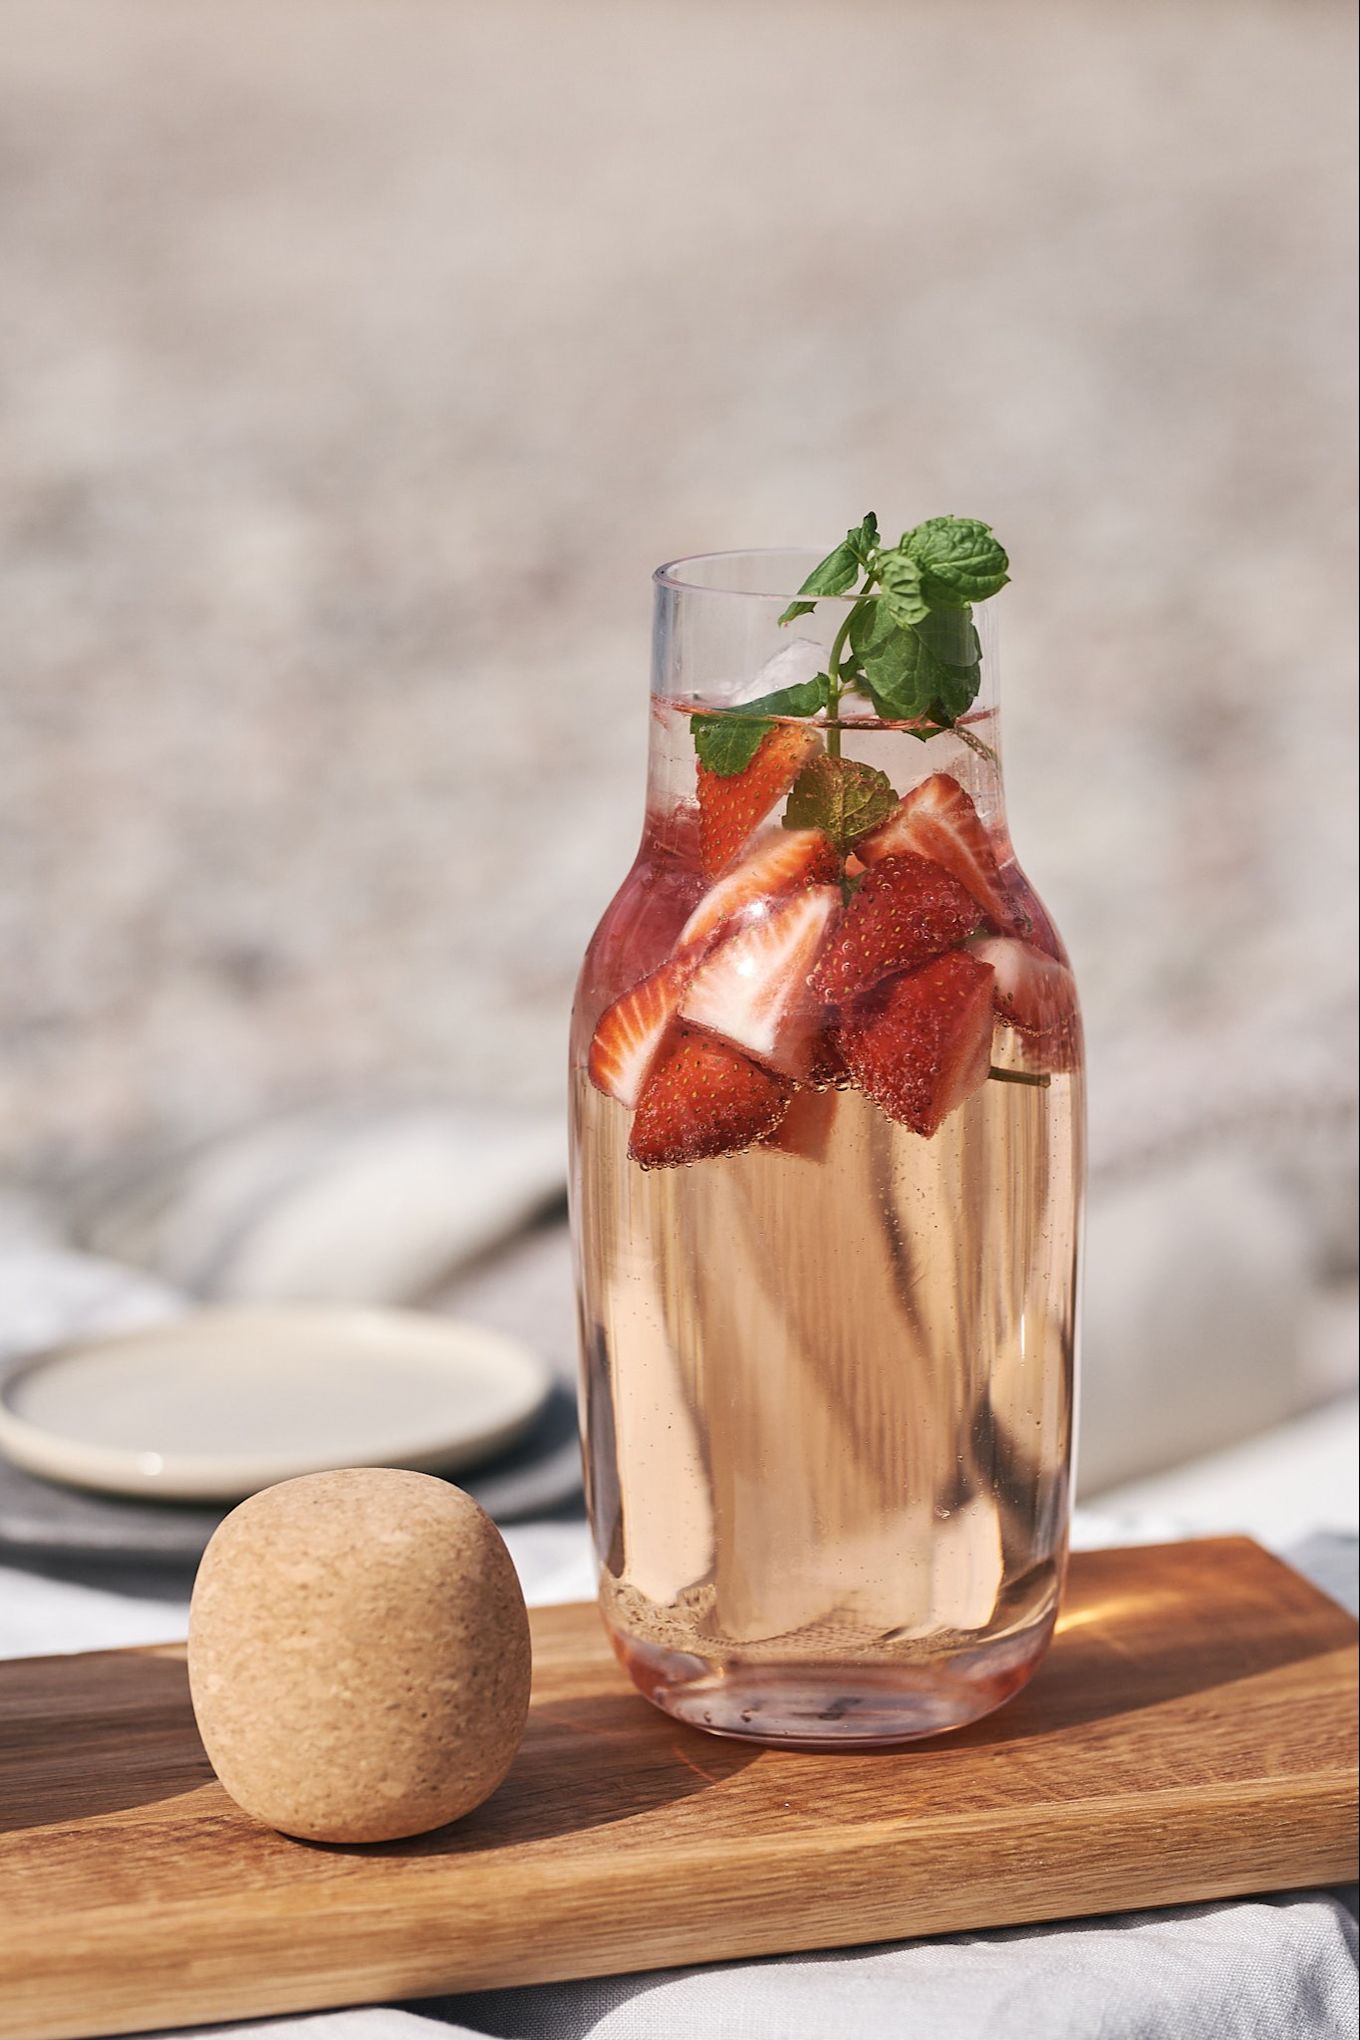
(728, 636, 827, 708)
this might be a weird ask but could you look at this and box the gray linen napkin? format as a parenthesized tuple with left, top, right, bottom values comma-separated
(428, 1890, 1359, 2040)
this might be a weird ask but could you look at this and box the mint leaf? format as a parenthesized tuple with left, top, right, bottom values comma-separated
(876, 550, 929, 628)
(691, 716, 768, 776)
(901, 516, 1009, 608)
(783, 753, 898, 851)
(738, 676, 829, 726)
(916, 602, 982, 677)
(850, 603, 981, 725)
(847, 511, 880, 566)
(847, 601, 931, 717)
(690, 677, 827, 777)
(778, 514, 878, 625)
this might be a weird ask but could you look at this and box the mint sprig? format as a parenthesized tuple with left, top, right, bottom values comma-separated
(690, 512, 1007, 778)
(771, 512, 1007, 760)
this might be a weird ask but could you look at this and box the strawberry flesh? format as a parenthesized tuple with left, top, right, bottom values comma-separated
(760, 1082, 839, 1162)
(811, 852, 980, 1005)
(840, 951, 997, 1137)
(858, 772, 1017, 930)
(805, 1025, 850, 1090)
(992, 867, 1065, 960)
(680, 884, 840, 1080)
(676, 827, 838, 957)
(587, 960, 688, 1108)
(629, 1032, 790, 1168)
(697, 723, 822, 877)
(969, 936, 1080, 1071)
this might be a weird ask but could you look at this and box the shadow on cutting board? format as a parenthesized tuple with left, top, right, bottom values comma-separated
(0, 1654, 757, 1847)
(0, 1651, 212, 1835)
(1, 1543, 1347, 1845)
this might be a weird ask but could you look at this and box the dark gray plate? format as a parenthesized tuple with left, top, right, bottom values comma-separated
(0, 1381, 583, 1571)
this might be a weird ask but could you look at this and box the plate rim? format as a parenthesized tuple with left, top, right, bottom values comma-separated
(0, 1304, 553, 1504)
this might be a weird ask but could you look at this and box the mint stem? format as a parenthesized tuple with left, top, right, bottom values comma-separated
(987, 1066, 1051, 1089)
(823, 575, 877, 761)
(953, 723, 1000, 769)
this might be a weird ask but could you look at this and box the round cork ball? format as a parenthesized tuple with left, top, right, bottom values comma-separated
(187, 1467, 531, 1843)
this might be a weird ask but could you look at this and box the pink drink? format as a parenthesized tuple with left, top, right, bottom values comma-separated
(570, 549, 1083, 1746)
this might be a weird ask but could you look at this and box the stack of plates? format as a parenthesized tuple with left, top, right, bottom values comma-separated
(0, 1306, 581, 1569)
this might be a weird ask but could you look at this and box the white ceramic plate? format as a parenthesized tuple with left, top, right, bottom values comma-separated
(0, 1306, 553, 1503)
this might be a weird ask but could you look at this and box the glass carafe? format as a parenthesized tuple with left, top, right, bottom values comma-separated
(569, 549, 1084, 1746)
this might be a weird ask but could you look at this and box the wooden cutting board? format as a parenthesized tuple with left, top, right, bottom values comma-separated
(1, 1537, 1355, 2040)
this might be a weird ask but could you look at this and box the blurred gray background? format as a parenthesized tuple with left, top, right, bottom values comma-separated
(2, 0, 1356, 1492)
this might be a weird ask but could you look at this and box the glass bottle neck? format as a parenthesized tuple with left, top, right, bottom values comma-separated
(647, 560, 1008, 854)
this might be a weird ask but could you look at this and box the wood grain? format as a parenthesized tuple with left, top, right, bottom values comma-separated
(0, 1537, 1355, 2040)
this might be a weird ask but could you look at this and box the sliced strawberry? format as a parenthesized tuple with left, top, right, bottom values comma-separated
(840, 951, 997, 1137)
(761, 1081, 839, 1162)
(629, 1032, 789, 1169)
(587, 960, 688, 1108)
(697, 723, 822, 877)
(993, 866, 1064, 959)
(969, 936, 1080, 1070)
(680, 884, 839, 1081)
(858, 773, 1017, 930)
(676, 827, 838, 958)
(810, 852, 980, 1005)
